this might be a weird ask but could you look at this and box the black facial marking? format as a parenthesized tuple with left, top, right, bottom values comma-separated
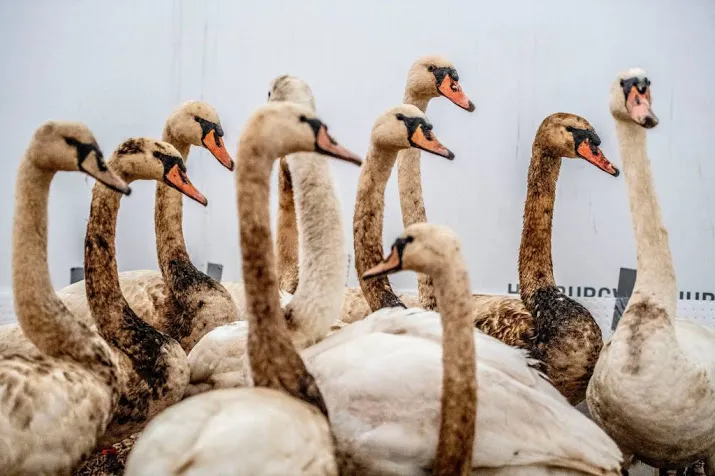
(395, 114, 435, 144)
(154, 151, 192, 193)
(431, 66, 459, 87)
(565, 126, 601, 156)
(391, 235, 414, 270)
(65, 137, 106, 171)
(194, 116, 223, 147)
(620, 76, 650, 101)
(115, 139, 144, 156)
(299, 115, 322, 137)
(299, 115, 339, 154)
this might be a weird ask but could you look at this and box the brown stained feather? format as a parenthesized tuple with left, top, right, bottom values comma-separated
(276, 157, 300, 294)
(84, 178, 188, 445)
(619, 297, 670, 376)
(74, 433, 139, 476)
(471, 294, 536, 349)
(153, 133, 238, 352)
(353, 145, 406, 312)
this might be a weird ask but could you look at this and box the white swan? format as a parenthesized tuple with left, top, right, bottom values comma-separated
(300, 223, 623, 475)
(586, 68, 715, 473)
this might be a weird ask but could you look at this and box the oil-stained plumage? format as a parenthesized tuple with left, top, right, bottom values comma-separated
(1, 122, 124, 475)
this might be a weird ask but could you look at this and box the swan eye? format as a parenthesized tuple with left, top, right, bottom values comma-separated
(153, 151, 161, 158)
(427, 65, 435, 72)
(395, 113, 405, 121)
(620, 79, 625, 87)
(267, 91, 271, 99)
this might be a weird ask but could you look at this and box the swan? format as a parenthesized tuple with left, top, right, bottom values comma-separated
(0, 121, 127, 475)
(586, 68, 715, 474)
(125, 101, 362, 476)
(396, 55, 475, 311)
(353, 104, 454, 311)
(187, 75, 348, 395)
(77, 137, 208, 448)
(474, 112, 619, 404)
(59, 101, 236, 352)
(301, 223, 623, 475)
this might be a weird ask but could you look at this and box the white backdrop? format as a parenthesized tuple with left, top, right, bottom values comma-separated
(1, 0, 714, 328)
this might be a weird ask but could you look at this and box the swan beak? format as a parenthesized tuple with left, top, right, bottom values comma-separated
(164, 164, 208, 206)
(576, 141, 620, 177)
(363, 246, 402, 279)
(81, 154, 131, 195)
(315, 125, 363, 166)
(626, 86, 659, 129)
(202, 129, 235, 171)
(409, 126, 455, 160)
(438, 75, 475, 112)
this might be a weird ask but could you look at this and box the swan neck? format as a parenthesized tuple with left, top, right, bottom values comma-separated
(353, 143, 405, 311)
(284, 152, 346, 347)
(238, 144, 329, 416)
(11, 159, 116, 385)
(276, 157, 299, 293)
(616, 120, 677, 312)
(518, 143, 559, 306)
(155, 129, 200, 288)
(398, 90, 437, 310)
(402, 90, 429, 112)
(431, 260, 477, 476)
(84, 179, 133, 336)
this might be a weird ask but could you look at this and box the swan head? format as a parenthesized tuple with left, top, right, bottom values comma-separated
(362, 223, 461, 278)
(164, 100, 234, 171)
(28, 121, 130, 195)
(536, 113, 619, 177)
(238, 102, 362, 165)
(371, 104, 455, 159)
(610, 68, 658, 129)
(109, 138, 207, 206)
(406, 55, 475, 112)
(268, 75, 316, 111)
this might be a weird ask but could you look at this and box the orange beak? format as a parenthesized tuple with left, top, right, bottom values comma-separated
(164, 164, 208, 206)
(626, 86, 659, 129)
(362, 246, 402, 279)
(202, 129, 235, 171)
(410, 126, 455, 159)
(438, 75, 475, 112)
(577, 141, 619, 177)
(315, 125, 363, 166)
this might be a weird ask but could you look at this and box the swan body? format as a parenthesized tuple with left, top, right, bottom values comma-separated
(127, 388, 337, 476)
(305, 306, 622, 475)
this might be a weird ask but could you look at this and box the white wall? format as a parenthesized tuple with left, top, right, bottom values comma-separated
(1, 0, 714, 313)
